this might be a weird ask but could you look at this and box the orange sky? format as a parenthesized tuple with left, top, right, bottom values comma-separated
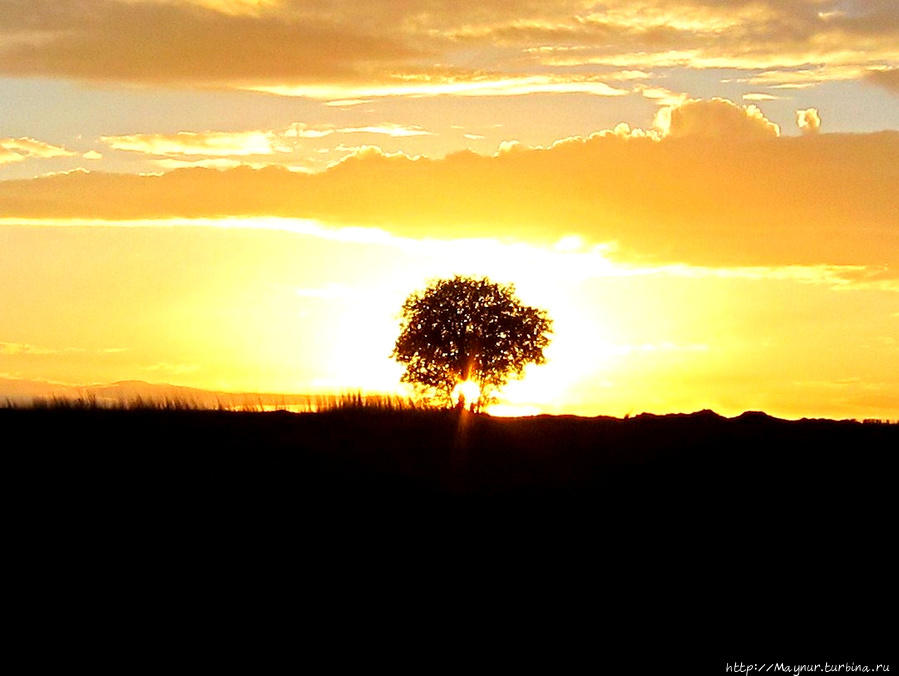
(1, 1, 897, 418)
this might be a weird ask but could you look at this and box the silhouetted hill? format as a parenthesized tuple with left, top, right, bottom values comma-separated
(8, 406, 893, 529)
(6, 407, 893, 657)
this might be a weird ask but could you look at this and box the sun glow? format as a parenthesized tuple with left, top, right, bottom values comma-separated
(3, 213, 896, 420)
(452, 380, 481, 408)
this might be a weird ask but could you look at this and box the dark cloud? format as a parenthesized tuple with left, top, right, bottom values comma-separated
(0, 1, 895, 89)
(512, 0, 898, 80)
(0, 0, 424, 86)
(867, 67, 899, 94)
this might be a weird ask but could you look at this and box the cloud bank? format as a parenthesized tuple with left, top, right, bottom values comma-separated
(1, 0, 896, 95)
(0, 99, 896, 273)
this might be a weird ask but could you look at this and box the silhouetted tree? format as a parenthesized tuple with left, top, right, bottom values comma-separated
(392, 275, 552, 410)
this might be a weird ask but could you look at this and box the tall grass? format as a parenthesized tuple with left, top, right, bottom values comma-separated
(320, 392, 422, 413)
(2, 390, 425, 414)
(19, 394, 205, 411)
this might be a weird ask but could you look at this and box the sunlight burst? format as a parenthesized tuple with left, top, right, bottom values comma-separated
(452, 380, 481, 408)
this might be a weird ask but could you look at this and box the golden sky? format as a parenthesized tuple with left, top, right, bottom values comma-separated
(1, 0, 897, 418)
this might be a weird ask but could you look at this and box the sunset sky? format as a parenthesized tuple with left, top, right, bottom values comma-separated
(1, 0, 897, 419)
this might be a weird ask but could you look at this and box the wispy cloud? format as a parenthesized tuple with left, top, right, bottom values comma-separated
(0, 341, 128, 355)
(0, 137, 76, 165)
(287, 123, 433, 138)
(151, 158, 250, 171)
(99, 124, 435, 163)
(0, 342, 66, 356)
(637, 85, 687, 107)
(102, 130, 284, 156)
(252, 74, 628, 100)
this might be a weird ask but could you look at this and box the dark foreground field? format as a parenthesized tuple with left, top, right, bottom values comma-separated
(7, 406, 895, 663)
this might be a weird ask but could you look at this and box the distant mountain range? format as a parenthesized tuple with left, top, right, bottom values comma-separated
(0, 378, 329, 410)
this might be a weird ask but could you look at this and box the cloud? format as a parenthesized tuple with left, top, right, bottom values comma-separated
(287, 123, 433, 138)
(658, 97, 780, 140)
(867, 67, 899, 94)
(1, 119, 896, 274)
(742, 93, 780, 101)
(796, 108, 821, 134)
(152, 158, 249, 171)
(0, 137, 76, 165)
(0, 341, 89, 355)
(638, 85, 687, 107)
(185, 0, 282, 15)
(0, 0, 422, 87)
(285, 124, 336, 140)
(102, 130, 283, 156)
(591, 122, 659, 140)
(342, 125, 431, 137)
(252, 74, 628, 100)
(0, 342, 50, 355)
(98, 124, 436, 163)
(749, 64, 872, 89)
(3, 0, 892, 94)
(495, 1, 899, 87)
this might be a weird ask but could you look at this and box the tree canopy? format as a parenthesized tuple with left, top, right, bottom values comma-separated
(391, 275, 552, 410)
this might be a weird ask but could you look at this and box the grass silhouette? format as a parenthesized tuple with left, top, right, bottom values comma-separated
(8, 390, 421, 413)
